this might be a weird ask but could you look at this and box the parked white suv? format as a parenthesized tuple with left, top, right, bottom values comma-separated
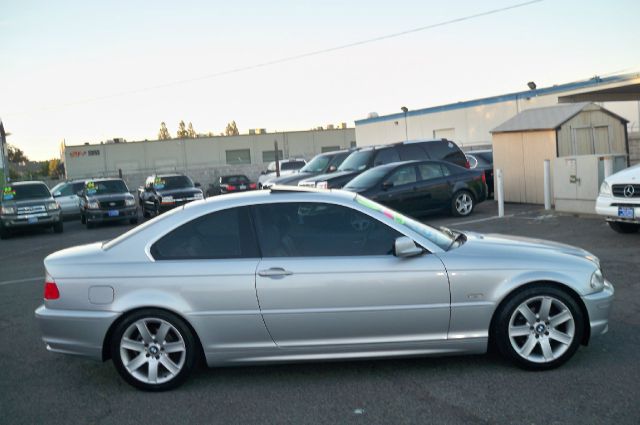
(596, 163, 640, 233)
(257, 158, 307, 188)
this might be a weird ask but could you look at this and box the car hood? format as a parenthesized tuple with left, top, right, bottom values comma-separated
(1, 197, 54, 208)
(302, 170, 359, 183)
(156, 188, 202, 197)
(604, 163, 640, 184)
(87, 193, 133, 202)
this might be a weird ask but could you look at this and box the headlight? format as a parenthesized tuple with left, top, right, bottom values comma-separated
(1, 206, 16, 215)
(46, 202, 60, 211)
(125, 198, 136, 207)
(599, 181, 612, 196)
(161, 196, 174, 204)
(87, 201, 100, 209)
(194, 193, 204, 200)
(316, 181, 328, 189)
(590, 269, 605, 292)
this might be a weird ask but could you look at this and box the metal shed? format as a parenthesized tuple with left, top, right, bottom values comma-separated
(491, 103, 629, 204)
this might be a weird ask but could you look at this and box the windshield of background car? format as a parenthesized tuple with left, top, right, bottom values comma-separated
(344, 167, 389, 189)
(281, 161, 305, 171)
(338, 149, 373, 172)
(85, 180, 128, 195)
(3, 184, 50, 201)
(222, 175, 250, 184)
(355, 195, 454, 251)
(154, 175, 194, 190)
(300, 155, 331, 173)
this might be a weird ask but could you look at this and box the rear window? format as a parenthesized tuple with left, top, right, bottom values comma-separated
(221, 175, 250, 184)
(3, 184, 50, 201)
(424, 140, 466, 165)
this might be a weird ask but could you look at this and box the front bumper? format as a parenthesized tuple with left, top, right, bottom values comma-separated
(595, 196, 640, 223)
(1, 210, 62, 228)
(86, 206, 137, 222)
(35, 305, 120, 360)
(582, 280, 615, 338)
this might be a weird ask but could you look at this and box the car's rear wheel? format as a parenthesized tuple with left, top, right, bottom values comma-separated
(608, 221, 639, 233)
(53, 221, 64, 233)
(494, 285, 584, 370)
(451, 190, 474, 217)
(111, 309, 197, 391)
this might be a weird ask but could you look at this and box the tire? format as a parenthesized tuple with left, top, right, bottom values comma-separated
(493, 285, 584, 371)
(80, 214, 86, 224)
(110, 309, 197, 391)
(608, 221, 639, 234)
(129, 217, 139, 225)
(451, 190, 474, 217)
(142, 206, 151, 219)
(0, 224, 9, 240)
(86, 219, 95, 229)
(53, 221, 64, 234)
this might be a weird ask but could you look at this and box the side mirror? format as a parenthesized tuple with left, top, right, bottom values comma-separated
(194, 182, 201, 188)
(382, 181, 393, 190)
(393, 236, 423, 258)
(53, 191, 62, 197)
(328, 165, 337, 173)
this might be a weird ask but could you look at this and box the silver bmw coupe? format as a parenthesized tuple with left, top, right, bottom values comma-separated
(35, 187, 614, 391)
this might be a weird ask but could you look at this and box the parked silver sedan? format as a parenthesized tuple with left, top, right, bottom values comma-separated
(35, 187, 614, 391)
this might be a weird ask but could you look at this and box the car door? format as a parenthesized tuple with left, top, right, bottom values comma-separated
(148, 206, 274, 352)
(53, 183, 79, 215)
(252, 201, 450, 348)
(376, 165, 422, 214)
(416, 163, 451, 211)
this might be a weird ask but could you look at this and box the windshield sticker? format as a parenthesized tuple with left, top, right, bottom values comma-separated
(153, 177, 166, 190)
(3, 187, 16, 200)
(86, 181, 97, 195)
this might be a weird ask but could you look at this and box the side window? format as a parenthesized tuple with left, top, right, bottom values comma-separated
(418, 163, 444, 180)
(424, 141, 466, 165)
(151, 207, 259, 260)
(253, 202, 402, 257)
(385, 166, 417, 186)
(398, 145, 427, 161)
(57, 184, 74, 197)
(440, 164, 451, 176)
(72, 182, 85, 194)
(373, 148, 401, 166)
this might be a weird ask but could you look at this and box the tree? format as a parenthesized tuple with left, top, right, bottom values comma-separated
(48, 159, 61, 178)
(187, 122, 197, 138)
(7, 144, 28, 165)
(225, 121, 239, 136)
(176, 120, 189, 138)
(158, 122, 171, 140)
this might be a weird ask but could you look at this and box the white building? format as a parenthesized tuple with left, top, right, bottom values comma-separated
(355, 73, 640, 152)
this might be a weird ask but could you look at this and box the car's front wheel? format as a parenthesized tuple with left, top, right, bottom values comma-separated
(53, 221, 64, 233)
(493, 285, 584, 370)
(608, 221, 639, 233)
(110, 309, 197, 391)
(451, 190, 474, 217)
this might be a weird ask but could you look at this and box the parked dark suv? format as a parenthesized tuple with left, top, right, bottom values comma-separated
(1, 181, 63, 238)
(298, 139, 468, 189)
(79, 178, 138, 228)
(139, 174, 204, 218)
(262, 149, 352, 189)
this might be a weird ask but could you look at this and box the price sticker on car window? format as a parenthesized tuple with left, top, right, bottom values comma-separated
(86, 181, 97, 195)
(3, 187, 16, 200)
(153, 177, 165, 190)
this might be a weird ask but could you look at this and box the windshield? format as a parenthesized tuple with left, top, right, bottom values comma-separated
(338, 150, 373, 172)
(300, 155, 331, 173)
(86, 180, 129, 195)
(282, 161, 305, 171)
(3, 184, 51, 201)
(222, 175, 250, 184)
(355, 195, 454, 251)
(154, 175, 194, 190)
(344, 167, 389, 189)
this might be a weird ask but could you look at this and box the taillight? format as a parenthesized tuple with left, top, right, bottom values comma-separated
(249, 183, 257, 189)
(44, 274, 60, 300)
(465, 159, 470, 169)
(482, 172, 486, 183)
(227, 185, 237, 191)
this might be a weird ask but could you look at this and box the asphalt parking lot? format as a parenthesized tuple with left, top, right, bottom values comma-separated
(0, 202, 638, 425)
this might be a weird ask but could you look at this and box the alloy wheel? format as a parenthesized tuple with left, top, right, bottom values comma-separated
(119, 318, 187, 385)
(508, 296, 575, 363)
(455, 193, 473, 215)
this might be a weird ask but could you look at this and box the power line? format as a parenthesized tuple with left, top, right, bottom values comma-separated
(8, 0, 545, 115)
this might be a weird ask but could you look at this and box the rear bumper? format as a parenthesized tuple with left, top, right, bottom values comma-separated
(86, 207, 137, 222)
(1, 211, 62, 228)
(582, 280, 615, 338)
(35, 305, 120, 360)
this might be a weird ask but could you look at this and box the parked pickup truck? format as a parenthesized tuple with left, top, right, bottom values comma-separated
(1, 181, 63, 239)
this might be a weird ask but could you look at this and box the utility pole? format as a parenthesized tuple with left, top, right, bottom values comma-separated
(0, 118, 8, 188)
(274, 140, 280, 177)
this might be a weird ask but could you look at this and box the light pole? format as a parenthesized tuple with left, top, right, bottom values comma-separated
(400, 106, 408, 142)
(0, 118, 8, 188)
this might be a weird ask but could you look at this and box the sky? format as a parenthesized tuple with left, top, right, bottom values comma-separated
(2, 0, 639, 160)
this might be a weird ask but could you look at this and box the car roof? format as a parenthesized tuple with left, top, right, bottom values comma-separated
(86, 177, 125, 182)
(7, 180, 48, 186)
(155, 173, 187, 178)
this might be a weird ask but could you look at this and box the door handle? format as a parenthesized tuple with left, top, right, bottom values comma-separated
(258, 268, 293, 277)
